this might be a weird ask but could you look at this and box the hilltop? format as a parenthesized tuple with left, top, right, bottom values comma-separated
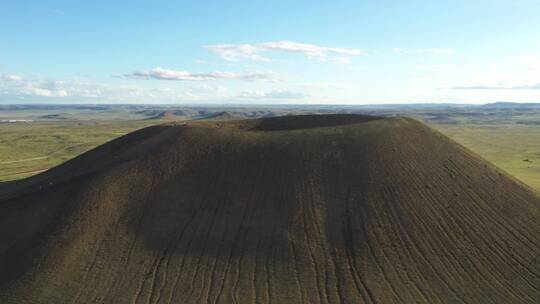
(0, 114, 539, 303)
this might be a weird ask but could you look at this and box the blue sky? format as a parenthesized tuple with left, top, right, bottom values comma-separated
(1, 0, 540, 104)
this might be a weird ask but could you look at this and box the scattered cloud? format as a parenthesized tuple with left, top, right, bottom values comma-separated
(449, 82, 540, 90)
(0, 73, 299, 102)
(205, 41, 363, 64)
(0, 77, 148, 100)
(0, 74, 23, 82)
(24, 82, 70, 97)
(127, 68, 235, 81)
(238, 89, 309, 99)
(125, 67, 279, 82)
(205, 44, 265, 61)
(393, 48, 403, 53)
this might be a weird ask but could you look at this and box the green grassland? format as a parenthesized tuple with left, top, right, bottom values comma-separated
(0, 120, 163, 181)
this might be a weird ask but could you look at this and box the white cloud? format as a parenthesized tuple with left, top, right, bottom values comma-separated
(205, 41, 363, 63)
(24, 85, 69, 97)
(128, 68, 235, 81)
(125, 67, 278, 82)
(449, 82, 540, 90)
(0, 74, 23, 82)
(0, 73, 291, 103)
(241, 71, 283, 82)
(23, 80, 104, 98)
(239, 89, 309, 99)
(0, 77, 149, 100)
(205, 44, 266, 61)
(259, 41, 362, 58)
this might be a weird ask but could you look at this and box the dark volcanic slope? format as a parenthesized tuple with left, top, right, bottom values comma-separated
(1, 114, 539, 304)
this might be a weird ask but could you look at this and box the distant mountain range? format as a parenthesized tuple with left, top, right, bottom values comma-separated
(481, 102, 540, 108)
(1, 102, 540, 111)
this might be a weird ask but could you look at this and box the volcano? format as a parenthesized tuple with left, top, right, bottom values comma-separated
(0, 114, 539, 303)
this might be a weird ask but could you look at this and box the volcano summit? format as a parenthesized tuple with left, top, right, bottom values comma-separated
(0, 114, 539, 303)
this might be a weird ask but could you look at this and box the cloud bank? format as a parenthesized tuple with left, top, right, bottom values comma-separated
(0, 73, 306, 102)
(0, 76, 148, 100)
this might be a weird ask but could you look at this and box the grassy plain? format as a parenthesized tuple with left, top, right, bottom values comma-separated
(0, 120, 163, 181)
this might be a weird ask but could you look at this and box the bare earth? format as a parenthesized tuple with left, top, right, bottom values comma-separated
(0, 115, 539, 303)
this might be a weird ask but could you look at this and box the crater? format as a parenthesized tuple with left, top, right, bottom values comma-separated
(247, 114, 383, 131)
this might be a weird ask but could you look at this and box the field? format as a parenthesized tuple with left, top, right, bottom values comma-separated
(0, 120, 164, 182)
(1, 104, 539, 193)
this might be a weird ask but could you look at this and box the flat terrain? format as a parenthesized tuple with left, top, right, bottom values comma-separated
(0, 120, 164, 181)
(0, 114, 539, 303)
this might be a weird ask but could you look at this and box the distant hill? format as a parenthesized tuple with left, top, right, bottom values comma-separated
(0, 114, 539, 303)
(137, 109, 189, 120)
(198, 111, 248, 121)
(482, 102, 540, 109)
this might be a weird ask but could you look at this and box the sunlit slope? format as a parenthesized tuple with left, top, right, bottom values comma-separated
(0, 115, 539, 303)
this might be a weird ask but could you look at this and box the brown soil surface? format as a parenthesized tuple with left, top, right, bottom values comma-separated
(0, 114, 539, 303)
